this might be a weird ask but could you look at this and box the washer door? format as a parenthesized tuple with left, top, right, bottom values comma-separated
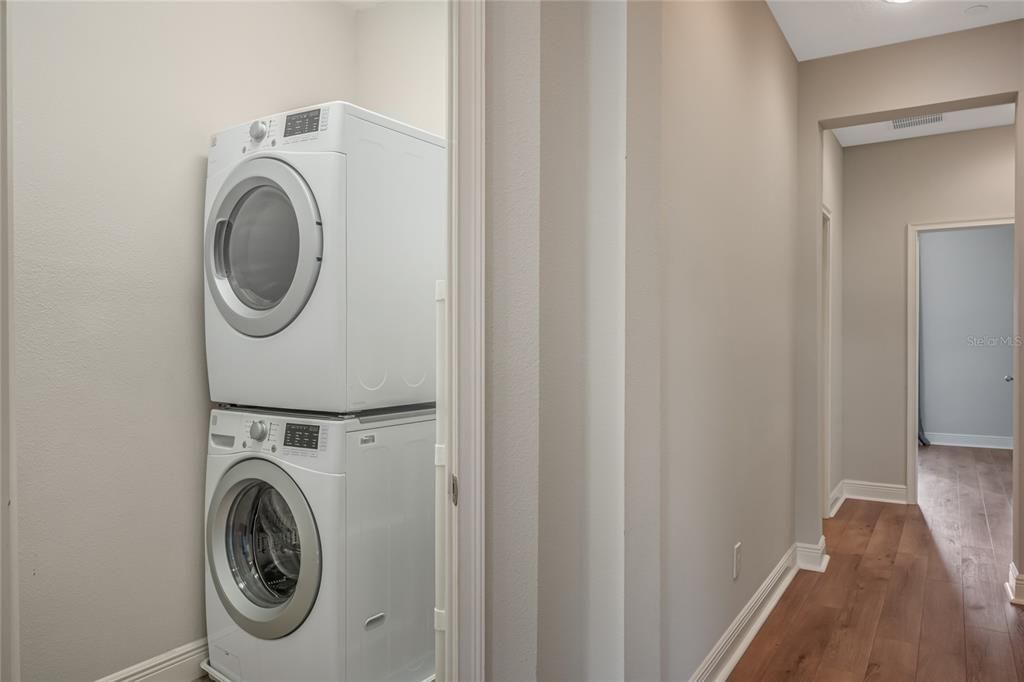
(205, 157, 323, 337)
(207, 458, 322, 639)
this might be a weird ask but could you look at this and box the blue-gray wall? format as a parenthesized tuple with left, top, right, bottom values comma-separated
(920, 224, 1014, 443)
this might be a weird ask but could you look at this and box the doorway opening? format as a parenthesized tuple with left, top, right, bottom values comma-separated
(817, 100, 1019, 605)
(908, 219, 1016, 568)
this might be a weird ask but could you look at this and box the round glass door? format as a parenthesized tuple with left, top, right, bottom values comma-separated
(206, 157, 323, 338)
(207, 459, 321, 639)
(226, 481, 302, 607)
(221, 186, 301, 312)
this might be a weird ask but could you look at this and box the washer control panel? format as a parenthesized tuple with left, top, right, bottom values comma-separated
(283, 423, 320, 450)
(249, 420, 269, 442)
(237, 416, 329, 458)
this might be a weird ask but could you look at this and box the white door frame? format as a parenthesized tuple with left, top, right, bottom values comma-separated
(906, 217, 1015, 505)
(820, 206, 834, 517)
(447, 1, 486, 680)
(0, 0, 13, 677)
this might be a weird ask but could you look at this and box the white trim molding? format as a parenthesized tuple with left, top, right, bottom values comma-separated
(827, 481, 844, 518)
(690, 547, 797, 682)
(795, 535, 830, 573)
(843, 479, 908, 504)
(96, 639, 206, 682)
(1006, 562, 1024, 605)
(450, 1, 486, 680)
(924, 433, 1013, 450)
(830, 479, 909, 516)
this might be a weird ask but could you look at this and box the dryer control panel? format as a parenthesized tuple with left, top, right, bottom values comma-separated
(240, 105, 331, 153)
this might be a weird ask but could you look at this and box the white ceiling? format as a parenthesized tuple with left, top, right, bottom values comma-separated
(767, 0, 1024, 61)
(831, 102, 1016, 147)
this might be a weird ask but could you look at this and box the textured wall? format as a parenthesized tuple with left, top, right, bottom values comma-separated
(354, 1, 448, 137)
(537, 2, 626, 680)
(485, 2, 541, 679)
(7, 3, 357, 678)
(658, 2, 799, 676)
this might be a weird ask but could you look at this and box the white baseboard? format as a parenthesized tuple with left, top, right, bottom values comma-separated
(96, 638, 208, 682)
(828, 482, 844, 518)
(690, 546, 798, 682)
(925, 432, 1012, 450)
(795, 535, 830, 573)
(831, 477, 913, 509)
(1006, 562, 1024, 605)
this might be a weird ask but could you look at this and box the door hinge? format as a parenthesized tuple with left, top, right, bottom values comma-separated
(450, 474, 459, 506)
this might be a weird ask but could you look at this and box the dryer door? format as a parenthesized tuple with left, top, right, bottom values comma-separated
(205, 157, 323, 337)
(207, 458, 322, 639)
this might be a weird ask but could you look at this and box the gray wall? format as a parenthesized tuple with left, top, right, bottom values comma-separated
(659, 2, 799, 676)
(537, 2, 626, 680)
(485, 2, 540, 679)
(841, 127, 1016, 485)
(920, 224, 1014, 442)
(485, 3, 800, 678)
(8, 4, 355, 678)
(353, 2, 448, 137)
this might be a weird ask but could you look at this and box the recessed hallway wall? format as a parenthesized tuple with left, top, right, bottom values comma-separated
(660, 2, 799, 676)
(842, 126, 1016, 486)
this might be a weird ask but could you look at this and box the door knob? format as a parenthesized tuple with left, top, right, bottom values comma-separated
(1006, 376, 1015, 382)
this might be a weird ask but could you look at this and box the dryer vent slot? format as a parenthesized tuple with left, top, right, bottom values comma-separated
(211, 433, 236, 448)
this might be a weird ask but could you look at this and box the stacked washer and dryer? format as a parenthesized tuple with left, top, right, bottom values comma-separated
(199, 102, 446, 682)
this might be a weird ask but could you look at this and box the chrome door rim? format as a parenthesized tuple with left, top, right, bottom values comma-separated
(207, 458, 322, 639)
(205, 157, 322, 338)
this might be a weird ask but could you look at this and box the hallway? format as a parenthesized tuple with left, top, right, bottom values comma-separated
(730, 445, 1020, 681)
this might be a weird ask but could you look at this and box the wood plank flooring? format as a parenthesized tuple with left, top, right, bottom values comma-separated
(730, 445, 1018, 681)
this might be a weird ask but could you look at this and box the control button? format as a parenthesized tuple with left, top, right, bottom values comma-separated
(249, 420, 269, 442)
(249, 120, 268, 142)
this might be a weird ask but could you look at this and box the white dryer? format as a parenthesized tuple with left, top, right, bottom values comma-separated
(204, 102, 446, 413)
(202, 407, 435, 682)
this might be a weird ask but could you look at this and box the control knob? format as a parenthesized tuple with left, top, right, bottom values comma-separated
(249, 420, 269, 442)
(249, 120, 268, 142)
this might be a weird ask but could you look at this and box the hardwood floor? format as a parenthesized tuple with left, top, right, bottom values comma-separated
(729, 445, 1018, 681)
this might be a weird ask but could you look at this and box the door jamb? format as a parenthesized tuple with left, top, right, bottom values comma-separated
(448, 2, 486, 680)
(821, 206, 834, 518)
(1, 0, 13, 677)
(905, 217, 1015, 507)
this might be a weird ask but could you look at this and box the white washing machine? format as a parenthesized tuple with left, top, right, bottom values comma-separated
(204, 101, 446, 413)
(201, 407, 435, 682)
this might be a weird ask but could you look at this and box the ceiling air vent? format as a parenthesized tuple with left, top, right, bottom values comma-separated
(892, 113, 943, 130)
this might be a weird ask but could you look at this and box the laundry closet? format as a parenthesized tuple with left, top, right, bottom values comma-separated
(3, 2, 450, 680)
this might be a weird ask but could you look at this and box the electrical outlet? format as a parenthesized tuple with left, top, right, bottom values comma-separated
(733, 542, 742, 581)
